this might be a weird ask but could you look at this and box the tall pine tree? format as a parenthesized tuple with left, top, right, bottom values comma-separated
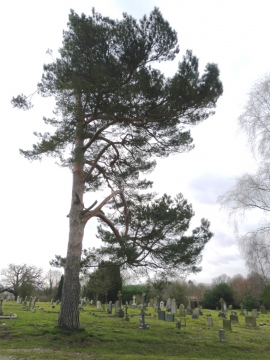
(12, 8, 223, 329)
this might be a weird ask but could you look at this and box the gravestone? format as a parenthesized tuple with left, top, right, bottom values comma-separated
(158, 310, 166, 321)
(17, 296, 20, 304)
(223, 319, 231, 330)
(171, 299, 177, 315)
(192, 307, 200, 319)
(166, 313, 174, 322)
(186, 297, 192, 315)
(245, 316, 256, 327)
(166, 297, 172, 311)
(243, 309, 248, 316)
(230, 314, 239, 323)
(179, 304, 185, 317)
(207, 317, 213, 327)
(160, 301, 164, 309)
(260, 305, 267, 314)
(31, 297, 36, 312)
(252, 309, 258, 318)
(107, 301, 112, 314)
(132, 295, 136, 307)
(115, 300, 120, 314)
(218, 312, 226, 318)
(97, 301, 101, 309)
(176, 320, 181, 329)
(219, 329, 225, 341)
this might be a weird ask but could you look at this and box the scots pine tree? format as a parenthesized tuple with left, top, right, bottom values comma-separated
(12, 8, 223, 329)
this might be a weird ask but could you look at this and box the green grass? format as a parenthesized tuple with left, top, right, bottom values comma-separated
(0, 302, 270, 359)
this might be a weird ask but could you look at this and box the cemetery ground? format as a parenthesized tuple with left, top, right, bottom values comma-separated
(1, 302, 270, 360)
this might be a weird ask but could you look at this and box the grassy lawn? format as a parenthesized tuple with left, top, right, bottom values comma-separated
(0, 302, 270, 359)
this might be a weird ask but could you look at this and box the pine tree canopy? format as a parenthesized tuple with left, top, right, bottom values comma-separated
(13, 7, 222, 276)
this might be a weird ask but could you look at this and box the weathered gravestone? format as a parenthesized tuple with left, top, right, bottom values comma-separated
(245, 316, 256, 327)
(218, 312, 227, 318)
(171, 299, 177, 315)
(230, 314, 239, 323)
(243, 309, 248, 316)
(158, 310, 166, 321)
(160, 301, 164, 309)
(252, 309, 258, 318)
(186, 297, 192, 315)
(96, 301, 101, 309)
(223, 319, 232, 331)
(219, 329, 225, 341)
(107, 301, 112, 314)
(31, 297, 36, 312)
(166, 313, 174, 322)
(207, 317, 213, 327)
(179, 304, 185, 317)
(115, 300, 120, 314)
(166, 297, 172, 311)
(192, 307, 200, 319)
(260, 305, 267, 314)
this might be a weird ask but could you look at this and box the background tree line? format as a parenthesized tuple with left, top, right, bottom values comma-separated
(2, 263, 269, 312)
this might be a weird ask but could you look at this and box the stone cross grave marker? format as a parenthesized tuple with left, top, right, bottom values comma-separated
(139, 293, 149, 329)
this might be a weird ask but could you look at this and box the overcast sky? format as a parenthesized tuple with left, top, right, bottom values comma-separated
(1, 0, 269, 284)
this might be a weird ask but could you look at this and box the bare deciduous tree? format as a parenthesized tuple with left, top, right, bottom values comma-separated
(220, 74, 270, 283)
(0, 264, 44, 299)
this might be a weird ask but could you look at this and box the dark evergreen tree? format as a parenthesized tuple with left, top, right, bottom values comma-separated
(12, 8, 223, 329)
(202, 282, 234, 309)
(84, 261, 122, 303)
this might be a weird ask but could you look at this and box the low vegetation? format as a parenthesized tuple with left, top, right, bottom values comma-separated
(0, 301, 270, 359)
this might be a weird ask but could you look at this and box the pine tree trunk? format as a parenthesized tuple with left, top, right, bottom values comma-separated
(57, 95, 85, 329)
